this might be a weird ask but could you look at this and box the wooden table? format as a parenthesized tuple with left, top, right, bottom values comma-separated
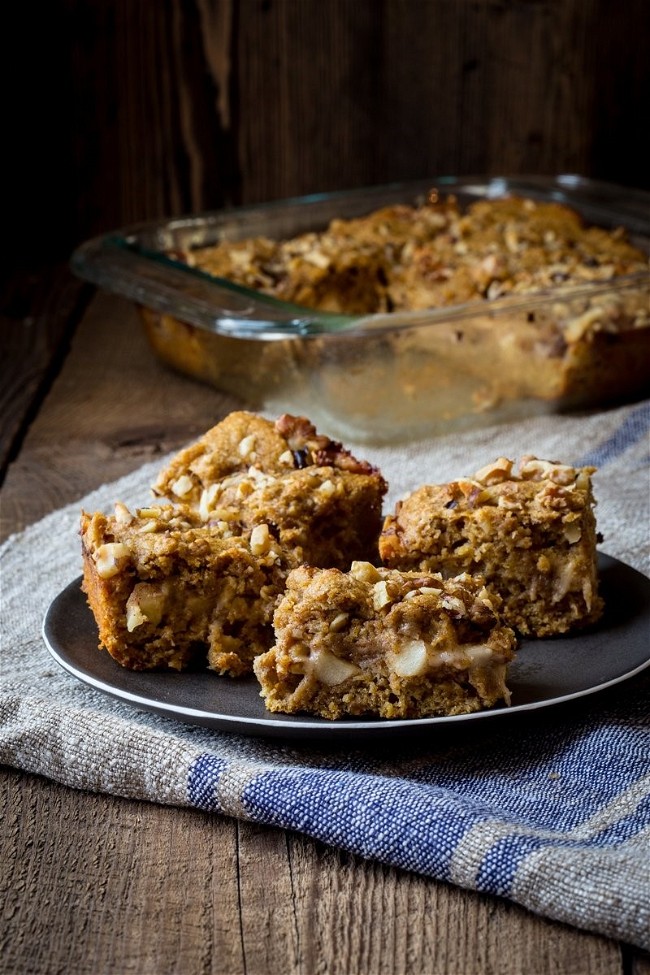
(2, 269, 648, 975)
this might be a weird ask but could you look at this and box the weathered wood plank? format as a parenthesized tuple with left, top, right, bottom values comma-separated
(0, 769, 245, 975)
(0, 291, 239, 542)
(1, 769, 630, 975)
(10, 0, 649, 267)
(0, 268, 91, 487)
(285, 832, 626, 975)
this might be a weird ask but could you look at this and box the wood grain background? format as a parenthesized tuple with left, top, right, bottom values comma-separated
(8, 0, 650, 270)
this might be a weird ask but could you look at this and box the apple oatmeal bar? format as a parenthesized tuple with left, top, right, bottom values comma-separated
(81, 502, 288, 676)
(253, 561, 516, 719)
(153, 411, 387, 569)
(379, 456, 603, 637)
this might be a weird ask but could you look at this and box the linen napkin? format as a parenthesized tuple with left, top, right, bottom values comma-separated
(1, 400, 649, 948)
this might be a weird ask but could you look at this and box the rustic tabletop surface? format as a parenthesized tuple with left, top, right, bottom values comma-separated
(1, 268, 649, 975)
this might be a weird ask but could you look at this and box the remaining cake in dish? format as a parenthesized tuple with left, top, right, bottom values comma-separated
(153, 411, 387, 569)
(180, 194, 649, 315)
(142, 193, 649, 441)
(379, 456, 603, 637)
(253, 561, 516, 719)
(80, 502, 288, 676)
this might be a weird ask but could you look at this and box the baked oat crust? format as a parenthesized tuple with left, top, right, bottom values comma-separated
(380, 456, 604, 637)
(80, 502, 288, 675)
(253, 562, 516, 719)
(153, 411, 387, 569)
(182, 195, 649, 315)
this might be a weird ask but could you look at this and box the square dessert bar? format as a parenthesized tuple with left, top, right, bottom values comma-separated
(253, 561, 516, 719)
(153, 411, 387, 569)
(81, 503, 288, 676)
(379, 456, 603, 637)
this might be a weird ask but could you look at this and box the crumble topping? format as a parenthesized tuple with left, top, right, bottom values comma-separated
(379, 456, 603, 637)
(180, 194, 649, 316)
(253, 563, 516, 719)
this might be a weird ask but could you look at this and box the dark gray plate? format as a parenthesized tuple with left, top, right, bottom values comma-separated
(43, 553, 650, 741)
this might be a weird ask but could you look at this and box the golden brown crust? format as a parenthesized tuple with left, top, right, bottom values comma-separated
(153, 412, 387, 569)
(80, 503, 287, 675)
(379, 456, 604, 637)
(153, 411, 294, 496)
(253, 562, 516, 719)
(181, 195, 648, 315)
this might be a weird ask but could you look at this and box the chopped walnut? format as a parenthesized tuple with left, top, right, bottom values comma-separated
(171, 474, 194, 498)
(238, 435, 257, 460)
(373, 580, 392, 610)
(518, 457, 577, 485)
(329, 612, 350, 633)
(474, 457, 514, 485)
(114, 502, 134, 525)
(274, 413, 383, 476)
(350, 561, 382, 583)
(94, 542, 131, 579)
(125, 583, 166, 631)
(250, 523, 272, 556)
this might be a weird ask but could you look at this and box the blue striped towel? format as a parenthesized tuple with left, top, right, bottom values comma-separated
(1, 399, 649, 947)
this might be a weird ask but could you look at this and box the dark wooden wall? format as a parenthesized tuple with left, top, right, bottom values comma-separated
(8, 0, 650, 270)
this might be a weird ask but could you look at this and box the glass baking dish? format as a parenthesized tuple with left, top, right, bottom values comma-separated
(71, 175, 650, 443)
